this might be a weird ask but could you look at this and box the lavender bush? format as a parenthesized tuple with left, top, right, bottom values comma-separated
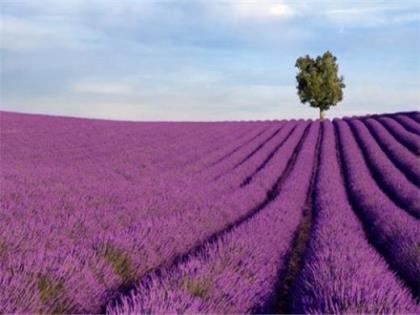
(347, 118, 419, 217)
(0, 111, 419, 314)
(393, 114, 420, 135)
(363, 117, 419, 185)
(378, 116, 420, 154)
(335, 118, 420, 294)
(292, 121, 417, 313)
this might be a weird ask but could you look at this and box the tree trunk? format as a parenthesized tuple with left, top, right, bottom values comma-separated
(319, 109, 325, 120)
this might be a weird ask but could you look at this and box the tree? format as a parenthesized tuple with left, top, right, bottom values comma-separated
(295, 51, 345, 120)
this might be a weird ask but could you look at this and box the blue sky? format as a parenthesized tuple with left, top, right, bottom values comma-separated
(0, 0, 419, 120)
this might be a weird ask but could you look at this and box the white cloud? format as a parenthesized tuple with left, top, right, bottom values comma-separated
(0, 16, 51, 51)
(0, 15, 106, 52)
(204, 1, 419, 28)
(4, 0, 151, 16)
(212, 0, 294, 19)
(71, 82, 134, 95)
(268, 3, 293, 16)
(318, 2, 420, 27)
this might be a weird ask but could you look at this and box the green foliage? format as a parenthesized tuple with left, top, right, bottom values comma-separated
(183, 277, 212, 299)
(37, 274, 68, 313)
(295, 51, 345, 118)
(0, 241, 6, 257)
(37, 274, 64, 303)
(97, 243, 133, 282)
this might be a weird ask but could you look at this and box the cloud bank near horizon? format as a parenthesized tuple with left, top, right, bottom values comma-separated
(1, 0, 419, 121)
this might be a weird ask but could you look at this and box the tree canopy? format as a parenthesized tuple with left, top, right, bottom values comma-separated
(295, 51, 345, 119)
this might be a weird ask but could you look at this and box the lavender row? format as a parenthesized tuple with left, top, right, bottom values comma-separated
(292, 121, 417, 314)
(1, 113, 252, 181)
(393, 114, 420, 135)
(222, 122, 306, 190)
(104, 120, 307, 298)
(335, 119, 420, 294)
(137, 122, 255, 174)
(378, 116, 420, 155)
(153, 122, 269, 185)
(86, 122, 311, 308)
(171, 122, 268, 174)
(211, 122, 296, 189)
(131, 122, 300, 221)
(2, 111, 419, 313)
(1, 112, 238, 168)
(189, 122, 302, 201)
(409, 111, 420, 123)
(198, 124, 272, 169)
(198, 124, 284, 182)
(108, 122, 320, 314)
(363, 118, 419, 186)
(347, 118, 420, 217)
(1, 116, 275, 312)
(0, 122, 308, 312)
(1, 116, 264, 230)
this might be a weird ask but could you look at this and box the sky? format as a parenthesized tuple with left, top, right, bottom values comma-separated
(0, 0, 419, 121)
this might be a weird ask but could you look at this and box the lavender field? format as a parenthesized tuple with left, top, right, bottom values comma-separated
(0, 111, 419, 314)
